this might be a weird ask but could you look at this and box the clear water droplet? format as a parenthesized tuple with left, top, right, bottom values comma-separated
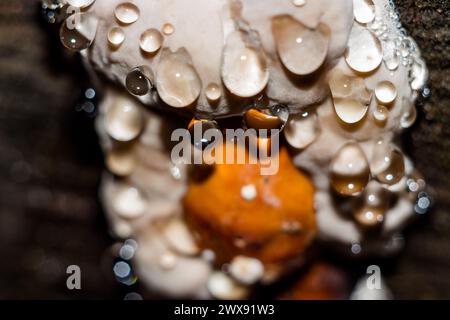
(221, 31, 268, 98)
(353, 0, 375, 24)
(345, 24, 383, 73)
(156, 48, 202, 108)
(400, 98, 417, 128)
(205, 83, 222, 102)
(333, 98, 369, 124)
(162, 23, 175, 35)
(272, 15, 329, 76)
(292, 0, 306, 7)
(330, 142, 370, 196)
(139, 28, 163, 53)
(108, 27, 125, 47)
(370, 139, 405, 186)
(373, 105, 389, 123)
(126, 66, 153, 96)
(384, 50, 400, 71)
(114, 2, 140, 24)
(375, 81, 397, 105)
(105, 96, 143, 141)
(284, 110, 320, 149)
(67, 0, 95, 8)
(59, 12, 98, 51)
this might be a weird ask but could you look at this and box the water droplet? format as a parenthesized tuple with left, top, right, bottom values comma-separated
(370, 139, 405, 186)
(113, 261, 131, 278)
(188, 118, 220, 150)
(400, 98, 417, 128)
(156, 48, 202, 108)
(162, 23, 175, 35)
(375, 81, 397, 105)
(373, 105, 389, 123)
(139, 28, 163, 53)
(126, 66, 153, 96)
(114, 2, 140, 24)
(105, 96, 143, 141)
(384, 50, 400, 71)
(229, 256, 264, 285)
(108, 27, 125, 47)
(159, 252, 178, 270)
(112, 185, 146, 219)
(284, 110, 320, 149)
(330, 142, 370, 196)
(67, 0, 95, 8)
(272, 15, 329, 76)
(333, 98, 369, 124)
(345, 24, 383, 73)
(60, 12, 98, 51)
(351, 242, 362, 255)
(352, 181, 389, 227)
(106, 145, 137, 176)
(353, 0, 375, 24)
(244, 105, 288, 130)
(221, 31, 268, 97)
(41, 0, 67, 24)
(414, 192, 432, 214)
(292, 0, 306, 7)
(205, 83, 222, 102)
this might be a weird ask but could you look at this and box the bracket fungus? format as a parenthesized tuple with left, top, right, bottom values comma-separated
(46, 0, 428, 299)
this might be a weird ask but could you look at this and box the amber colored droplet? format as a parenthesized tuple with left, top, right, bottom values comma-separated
(272, 15, 329, 76)
(330, 142, 370, 196)
(244, 105, 288, 131)
(156, 48, 202, 108)
(375, 81, 397, 105)
(114, 2, 140, 24)
(106, 144, 137, 176)
(352, 181, 389, 227)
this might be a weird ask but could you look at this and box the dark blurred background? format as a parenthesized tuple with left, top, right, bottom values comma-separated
(0, 0, 448, 299)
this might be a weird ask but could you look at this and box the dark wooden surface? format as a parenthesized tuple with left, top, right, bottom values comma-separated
(0, 0, 448, 299)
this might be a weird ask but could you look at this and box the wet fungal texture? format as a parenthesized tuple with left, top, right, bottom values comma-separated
(47, 0, 429, 299)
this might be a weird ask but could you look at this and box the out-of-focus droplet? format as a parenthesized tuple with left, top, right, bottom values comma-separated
(114, 2, 140, 24)
(333, 98, 369, 124)
(272, 15, 329, 76)
(139, 28, 163, 53)
(410, 59, 428, 90)
(106, 145, 137, 176)
(345, 24, 383, 73)
(188, 118, 220, 150)
(229, 256, 264, 285)
(162, 23, 175, 35)
(60, 12, 98, 51)
(112, 185, 146, 219)
(126, 66, 153, 96)
(284, 110, 320, 149)
(159, 252, 178, 270)
(205, 83, 222, 102)
(375, 81, 397, 105)
(207, 272, 248, 300)
(221, 31, 268, 98)
(108, 27, 125, 47)
(67, 0, 95, 8)
(156, 48, 202, 108)
(370, 139, 405, 186)
(352, 181, 389, 227)
(351, 242, 362, 255)
(292, 0, 306, 7)
(400, 98, 417, 128)
(244, 105, 288, 131)
(373, 105, 389, 123)
(41, 0, 67, 24)
(353, 0, 375, 24)
(330, 142, 370, 196)
(414, 192, 432, 215)
(113, 261, 131, 278)
(105, 96, 143, 141)
(163, 219, 199, 256)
